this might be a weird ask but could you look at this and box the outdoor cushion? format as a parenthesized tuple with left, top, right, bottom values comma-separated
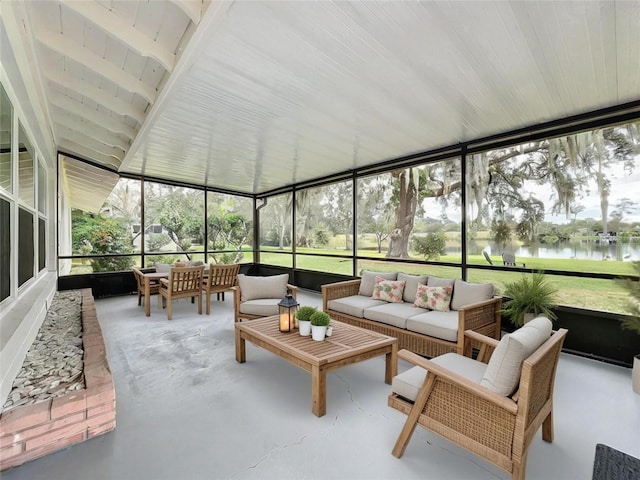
(427, 276, 455, 288)
(480, 316, 553, 396)
(392, 352, 487, 401)
(450, 279, 494, 310)
(363, 302, 427, 329)
(187, 260, 204, 266)
(155, 262, 171, 273)
(237, 273, 288, 302)
(406, 310, 459, 342)
(372, 277, 406, 303)
(359, 271, 397, 297)
(397, 273, 428, 303)
(413, 285, 453, 311)
(239, 299, 281, 317)
(327, 295, 387, 318)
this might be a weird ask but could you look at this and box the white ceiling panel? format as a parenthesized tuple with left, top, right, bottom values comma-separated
(6, 0, 639, 201)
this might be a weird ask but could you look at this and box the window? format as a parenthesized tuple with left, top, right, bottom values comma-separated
(18, 207, 34, 286)
(0, 84, 11, 193)
(466, 122, 640, 313)
(207, 191, 252, 264)
(143, 181, 204, 264)
(18, 122, 35, 208)
(0, 197, 10, 301)
(259, 192, 293, 267)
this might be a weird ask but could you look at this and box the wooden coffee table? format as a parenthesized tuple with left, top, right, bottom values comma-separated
(235, 316, 398, 417)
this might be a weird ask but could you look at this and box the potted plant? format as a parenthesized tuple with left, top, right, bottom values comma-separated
(501, 271, 558, 327)
(296, 306, 317, 337)
(310, 311, 331, 341)
(616, 261, 640, 394)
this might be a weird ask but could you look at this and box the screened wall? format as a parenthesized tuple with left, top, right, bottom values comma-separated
(56, 116, 640, 316)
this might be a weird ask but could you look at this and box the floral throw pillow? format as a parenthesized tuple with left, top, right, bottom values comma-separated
(413, 284, 453, 311)
(372, 277, 406, 303)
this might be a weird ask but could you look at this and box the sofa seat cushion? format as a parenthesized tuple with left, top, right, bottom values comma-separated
(450, 279, 494, 310)
(392, 352, 487, 401)
(406, 310, 459, 342)
(363, 303, 428, 329)
(480, 316, 553, 396)
(239, 299, 281, 317)
(327, 295, 386, 318)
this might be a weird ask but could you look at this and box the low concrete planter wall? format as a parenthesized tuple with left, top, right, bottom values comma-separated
(0, 289, 115, 471)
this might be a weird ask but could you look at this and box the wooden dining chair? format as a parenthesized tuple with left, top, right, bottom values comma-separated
(202, 263, 240, 315)
(132, 267, 159, 306)
(158, 265, 205, 320)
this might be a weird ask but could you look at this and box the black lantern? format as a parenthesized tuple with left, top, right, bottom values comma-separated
(278, 292, 299, 332)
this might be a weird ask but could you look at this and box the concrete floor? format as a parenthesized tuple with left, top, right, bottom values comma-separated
(2, 289, 639, 480)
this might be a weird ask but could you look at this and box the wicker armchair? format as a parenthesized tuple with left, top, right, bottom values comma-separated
(232, 273, 297, 322)
(388, 326, 567, 480)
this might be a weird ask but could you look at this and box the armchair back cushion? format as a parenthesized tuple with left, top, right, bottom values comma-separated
(480, 316, 553, 395)
(450, 279, 494, 310)
(359, 271, 397, 296)
(237, 273, 288, 302)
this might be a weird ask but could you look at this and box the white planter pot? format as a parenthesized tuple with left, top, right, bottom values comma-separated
(298, 320, 311, 336)
(633, 354, 640, 395)
(311, 325, 327, 341)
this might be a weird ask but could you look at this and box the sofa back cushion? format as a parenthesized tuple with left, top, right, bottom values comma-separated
(359, 270, 397, 297)
(397, 273, 428, 303)
(450, 279, 494, 310)
(480, 316, 553, 396)
(372, 277, 406, 303)
(427, 276, 455, 288)
(237, 273, 289, 302)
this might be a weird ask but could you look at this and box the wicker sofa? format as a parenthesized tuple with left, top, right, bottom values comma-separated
(322, 271, 502, 358)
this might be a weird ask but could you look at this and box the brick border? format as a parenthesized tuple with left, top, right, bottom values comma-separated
(0, 289, 116, 471)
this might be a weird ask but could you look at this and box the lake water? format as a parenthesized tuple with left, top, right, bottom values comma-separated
(467, 240, 640, 262)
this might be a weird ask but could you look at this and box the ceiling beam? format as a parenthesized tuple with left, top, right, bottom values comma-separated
(44, 69, 146, 124)
(58, 138, 122, 170)
(61, 0, 175, 72)
(56, 128, 126, 159)
(170, 0, 203, 24)
(36, 31, 156, 104)
(54, 119, 129, 152)
(49, 92, 137, 140)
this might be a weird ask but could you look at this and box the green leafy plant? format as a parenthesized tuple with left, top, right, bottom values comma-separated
(616, 261, 640, 335)
(296, 306, 317, 322)
(501, 271, 558, 327)
(412, 232, 446, 260)
(310, 311, 331, 327)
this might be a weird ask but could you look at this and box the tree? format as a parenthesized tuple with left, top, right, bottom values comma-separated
(387, 167, 420, 258)
(71, 210, 134, 272)
(321, 182, 353, 250)
(357, 176, 394, 253)
(208, 206, 250, 264)
(412, 232, 447, 261)
(491, 219, 512, 252)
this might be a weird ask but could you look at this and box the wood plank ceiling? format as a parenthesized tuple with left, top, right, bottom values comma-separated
(7, 1, 640, 210)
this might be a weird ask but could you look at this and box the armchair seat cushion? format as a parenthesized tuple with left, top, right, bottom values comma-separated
(406, 311, 459, 342)
(327, 295, 386, 318)
(363, 302, 427, 329)
(239, 299, 282, 317)
(392, 353, 487, 401)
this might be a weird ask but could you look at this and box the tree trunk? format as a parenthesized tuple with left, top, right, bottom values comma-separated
(386, 168, 418, 258)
